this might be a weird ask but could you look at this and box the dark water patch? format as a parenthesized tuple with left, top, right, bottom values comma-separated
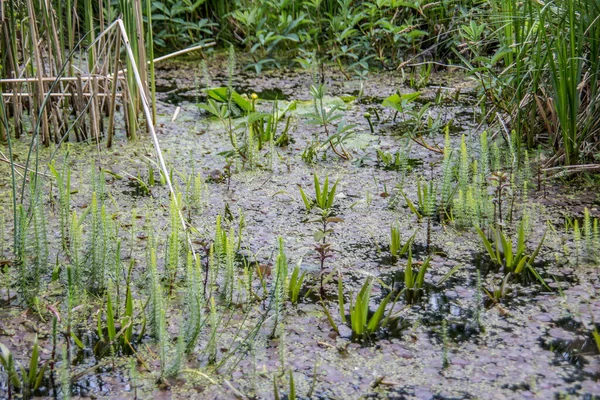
(155, 81, 178, 93)
(388, 385, 475, 399)
(164, 89, 201, 105)
(122, 178, 151, 198)
(553, 316, 584, 332)
(248, 87, 289, 101)
(379, 266, 479, 342)
(378, 242, 444, 266)
(539, 333, 600, 381)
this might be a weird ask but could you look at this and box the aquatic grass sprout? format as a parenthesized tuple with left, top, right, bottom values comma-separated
(475, 220, 546, 281)
(404, 249, 432, 303)
(343, 277, 392, 340)
(390, 224, 413, 262)
(299, 173, 338, 212)
(288, 262, 306, 305)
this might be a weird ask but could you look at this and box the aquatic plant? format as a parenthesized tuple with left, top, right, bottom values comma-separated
(306, 83, 351, 159)
(482, 273, 512, 304)
(288, 263, 306, 305)
(184, 251, 204, 353)
(273, 370, 297, 400)
(207, 296, 218, 365)
(270, 238, 288, 337)
(440, 131, 455, 212)
(376, 148, 410, 173)
(475, 220, 546, 281)
(29, 175, 49, 304)
(312, 208, 342, 297)
(0, 336, 47, 400)
(299, 173, 338, 212)
(88, 192, 110, 293)
(166, 192, 183, 292)
(335, 277, 392, 340)
(389, 224, 412, 262)
(403, 249, 432, 303)
(49, 158, 71, 250)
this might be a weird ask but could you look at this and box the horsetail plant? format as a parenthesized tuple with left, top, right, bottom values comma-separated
(184, 252, 204, 353)
(166, 192, 183, 292)
(49, 158, 71, 250)
(31, 175, 49, 293)
(440, 131, 454, 212)
(271, 238, 288, 338)
(89, 192, 109, 293)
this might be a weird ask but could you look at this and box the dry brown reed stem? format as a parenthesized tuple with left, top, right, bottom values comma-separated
(27, 0, 51, 145)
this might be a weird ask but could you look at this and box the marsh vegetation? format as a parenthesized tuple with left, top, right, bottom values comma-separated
(1, 0, 600, 398)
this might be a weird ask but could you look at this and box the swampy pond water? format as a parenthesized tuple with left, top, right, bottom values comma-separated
(1, 60, 599, 399)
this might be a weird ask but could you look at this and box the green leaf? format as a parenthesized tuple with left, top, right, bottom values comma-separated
(207, 87, 252, 112)
(338, 277, 346, 324)
(529, 230, 546, 266)
(405, 250, 414, 289)
(476, 227, 497, 263)
(436, 264, 463, 287)
(28, 335, 39, 388)
(70, 331, 85, 349)
(299, 186, 312, 211)
(515, 255, 529, 275)
(416, 256, 431, 289)
(314, 174, 322, 206)
(123, 284, 134, 344)
(367, 293, 391, 334)
(499, 230, 513, 269)
(400, 191, 422, 219)
(321, 302, 339, 334)
(107, 293, 116, 342)
(289, 370, 296, 400)
(382, 92, 420, 109)
(327, 179, 338, 209)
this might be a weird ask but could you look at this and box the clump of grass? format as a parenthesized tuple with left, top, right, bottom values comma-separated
(299, 173, 338, 212)
(403, 249, 432, 303)
(288, 262, 306, 305)
(389, 223, 412, 262)
(326, 277, 393, 342)
(475, 219, 546, 284)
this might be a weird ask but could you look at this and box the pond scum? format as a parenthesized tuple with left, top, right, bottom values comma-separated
(1, 0, 600, 399)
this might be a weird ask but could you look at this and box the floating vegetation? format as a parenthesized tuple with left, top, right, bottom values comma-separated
(1, 1, 600, 398)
